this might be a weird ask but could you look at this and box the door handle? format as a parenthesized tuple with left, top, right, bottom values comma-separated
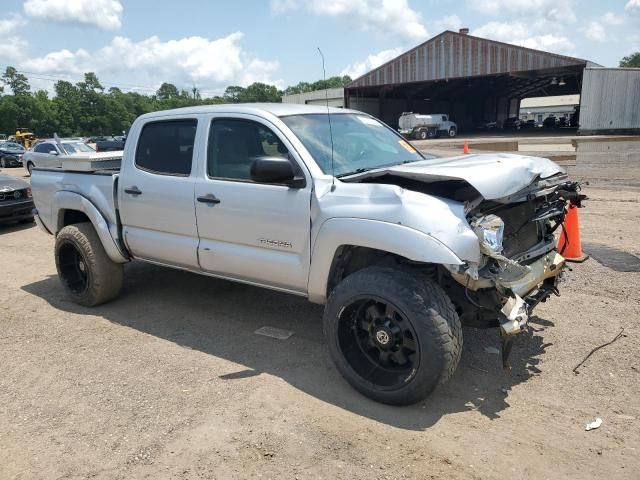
(124, 186, 142, 196)
(197, 194, 221, 205)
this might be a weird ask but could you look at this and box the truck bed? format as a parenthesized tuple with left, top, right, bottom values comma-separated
(31, 167, 120, 235)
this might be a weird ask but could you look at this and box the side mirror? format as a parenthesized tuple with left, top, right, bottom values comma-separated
(250, 157, 305, 188)
(49, 150, 59, 155)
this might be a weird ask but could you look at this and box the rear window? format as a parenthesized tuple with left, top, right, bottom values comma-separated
(135, 120, 197, 176)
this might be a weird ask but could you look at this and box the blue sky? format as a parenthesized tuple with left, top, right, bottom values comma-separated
(1, 0, 639, 96)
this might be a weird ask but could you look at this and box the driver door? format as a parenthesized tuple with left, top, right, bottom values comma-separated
(194, 115, 312, 293)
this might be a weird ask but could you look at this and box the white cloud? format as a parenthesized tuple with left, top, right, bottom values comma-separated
(24, 0, 123, 30)
(20, 33, 281, 92)
(584, 21, 606, 42)
(467, 0, 576, 23)
(341, 47, 403, 79)
(602, 12, 625, 25)
(269, 0, 299, 14)
(272, 0, 428, 42)
(0, 14, 28, 61)
(626, 0, 640, 10)
(472, 21, 574, 55)
(434, 14, 463, 32)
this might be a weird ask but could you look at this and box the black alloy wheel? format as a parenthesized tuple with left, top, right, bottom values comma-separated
(57, 240, 90, 295)
(338, 296, 420, 390)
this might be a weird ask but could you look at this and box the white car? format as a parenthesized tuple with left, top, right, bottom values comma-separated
(23, 138, 95, 175)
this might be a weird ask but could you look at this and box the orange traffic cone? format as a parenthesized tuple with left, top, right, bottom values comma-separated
(463, 140, 470, 154)
(557, 204, 589, 262)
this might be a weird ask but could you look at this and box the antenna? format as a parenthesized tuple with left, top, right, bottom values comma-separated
(317, 47, 336, 192)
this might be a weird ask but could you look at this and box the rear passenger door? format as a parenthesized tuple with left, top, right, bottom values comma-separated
(118, 118, 201, 269)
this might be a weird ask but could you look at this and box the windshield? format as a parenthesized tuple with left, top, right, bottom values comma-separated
(281, 113, 424, 177)
(62, 142, 95, 154)
(0, 142, 24, 151)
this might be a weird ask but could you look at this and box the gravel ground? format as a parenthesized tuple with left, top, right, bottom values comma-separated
(1, 139, 639, 479)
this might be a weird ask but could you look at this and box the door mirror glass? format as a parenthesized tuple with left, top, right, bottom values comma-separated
(250, 157, 303, 187)
(49, 150, 59, 155)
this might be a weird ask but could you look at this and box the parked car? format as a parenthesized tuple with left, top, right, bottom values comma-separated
(31, 104, 583, 405)
(398, 112, 457, 139)
(0, 173, 33, 224)
(23, 138, 96, 175)
(521, 119, 537, 129)
(474, 120, 497, 131)
(0, 141, 26, 168)
(503, 117, 521, 130)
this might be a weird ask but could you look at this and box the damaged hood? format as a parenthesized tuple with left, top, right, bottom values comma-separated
(344, 153, 565, 200)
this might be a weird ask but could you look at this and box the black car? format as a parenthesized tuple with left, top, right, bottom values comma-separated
(503, 117, 521, 130)
(0, 174, 34, 224)
(543, 116, 559, 128)
(0, 141, 26, 168)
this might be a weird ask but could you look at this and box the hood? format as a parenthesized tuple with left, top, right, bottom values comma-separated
(344, 153, 565, 200)
(0, 174, 30, 191)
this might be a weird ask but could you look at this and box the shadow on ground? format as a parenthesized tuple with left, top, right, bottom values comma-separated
(22, 261, 552, 430)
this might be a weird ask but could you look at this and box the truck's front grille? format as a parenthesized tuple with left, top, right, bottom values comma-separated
(497, 202, 543, 258)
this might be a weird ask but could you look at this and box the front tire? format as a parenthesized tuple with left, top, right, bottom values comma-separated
(323, 267, 462, 405)
(26, 162, 34, 176)
(448, 127, 457, 137)
(1, 158, 6, 168)
(55, 222, 123, 307)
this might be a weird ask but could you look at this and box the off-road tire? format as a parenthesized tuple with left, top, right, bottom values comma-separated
(55, 222, 123, 307)
(323, 266, 462, 405)
(26, 162, 34, 176)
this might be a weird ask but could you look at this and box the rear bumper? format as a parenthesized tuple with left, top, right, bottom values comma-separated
(0, 199, 34, 223)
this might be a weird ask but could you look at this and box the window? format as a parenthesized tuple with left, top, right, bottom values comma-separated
(135, 120, 197, 176)
(35, 143, 55, 154)
(208, 119, 288, 180)
(62, 142, 94, 154)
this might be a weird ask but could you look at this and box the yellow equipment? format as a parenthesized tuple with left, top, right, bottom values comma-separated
(13, 129, 36, 149)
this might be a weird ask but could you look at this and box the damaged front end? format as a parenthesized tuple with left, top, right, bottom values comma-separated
(442, 178, 585, 353)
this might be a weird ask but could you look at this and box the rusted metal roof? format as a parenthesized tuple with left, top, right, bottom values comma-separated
(348, 31, 588, 89)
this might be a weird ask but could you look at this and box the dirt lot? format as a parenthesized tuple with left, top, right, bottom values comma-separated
(1, 139, 639, 479)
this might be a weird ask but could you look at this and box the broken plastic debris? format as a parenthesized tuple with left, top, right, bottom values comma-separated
(585, 418, 602, 431)
(484, 346, 500, 355)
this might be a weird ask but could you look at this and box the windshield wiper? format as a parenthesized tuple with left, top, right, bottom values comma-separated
(336, 167, 373, 178)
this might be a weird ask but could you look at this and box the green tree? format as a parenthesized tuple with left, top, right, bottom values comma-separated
(620, 52, 640, 68)
(2, 66, 31, 96)
(156, 82, 180, 100)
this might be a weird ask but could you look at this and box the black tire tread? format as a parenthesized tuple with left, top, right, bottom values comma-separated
(55, 222, 123, 307)
(323, 266, 462, 405)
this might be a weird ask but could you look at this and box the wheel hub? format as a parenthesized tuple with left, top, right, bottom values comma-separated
(374, 327, 392, 348)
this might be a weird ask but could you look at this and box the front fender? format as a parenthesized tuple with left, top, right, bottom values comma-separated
(307, 218, 463, 304)
(54, 191, 128, 264)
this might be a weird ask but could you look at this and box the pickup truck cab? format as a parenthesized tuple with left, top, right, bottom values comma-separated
(31, 104, 584, 405)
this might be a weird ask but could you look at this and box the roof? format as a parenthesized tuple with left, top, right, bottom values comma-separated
(140, 103, 356, 120)
(348, 30, 590, 89)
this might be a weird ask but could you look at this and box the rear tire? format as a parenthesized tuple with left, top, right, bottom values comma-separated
(1, 158, 6, 168)
(55, 222, 123, 307)
(323, 267, 462, 405)
(417, 129, 428, 140)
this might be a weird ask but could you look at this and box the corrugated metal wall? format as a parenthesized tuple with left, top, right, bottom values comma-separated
(580, 68, 640, 133)
(349, 31, 586, 88)
(281, 88, 345, 107)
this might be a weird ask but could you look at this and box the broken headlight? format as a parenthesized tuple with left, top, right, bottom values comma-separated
(471, 214, 505, 255)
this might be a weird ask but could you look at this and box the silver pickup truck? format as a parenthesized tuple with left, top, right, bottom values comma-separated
(31, 104, 584, 405)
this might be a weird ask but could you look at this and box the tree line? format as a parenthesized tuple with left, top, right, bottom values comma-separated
(0, 66, 352, 137)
